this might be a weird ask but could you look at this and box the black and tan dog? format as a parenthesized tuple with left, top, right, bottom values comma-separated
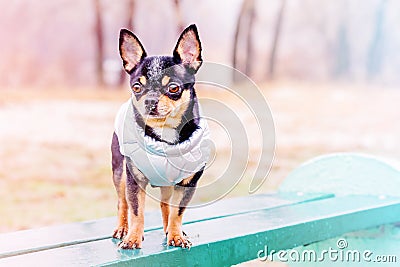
(111, 24, 210, 249)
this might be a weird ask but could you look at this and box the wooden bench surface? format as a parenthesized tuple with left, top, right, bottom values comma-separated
(0, 193, 329, 262)
(1, 193, 400, 267)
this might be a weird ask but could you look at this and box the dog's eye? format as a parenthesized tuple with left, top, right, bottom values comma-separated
(168, 83, 180, 94)
(132, 83, 142, 93)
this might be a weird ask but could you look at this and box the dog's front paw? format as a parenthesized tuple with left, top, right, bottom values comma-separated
(167, 231, 192, 248)
(113, 225, 128, 239)
(118, 232, 144, 249)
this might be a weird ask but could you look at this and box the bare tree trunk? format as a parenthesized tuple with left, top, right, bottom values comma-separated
(173, 0, 185, 33)
(268, 0, 286, 80)
(119, 0, 135, 86)
(367, 0, 386, 79)
(94, 0, 105, 87)
(126, 0, 135, 30)
(333, 23, 350, 79)
(232, 0, 254, 82)
(232, 0, 248, 82)
(245, 1, 255, 77)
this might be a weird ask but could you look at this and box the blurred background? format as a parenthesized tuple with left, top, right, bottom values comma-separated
(1, 0, 399, 234)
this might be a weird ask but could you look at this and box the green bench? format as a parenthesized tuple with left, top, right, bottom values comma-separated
(1, 153, 400, 266)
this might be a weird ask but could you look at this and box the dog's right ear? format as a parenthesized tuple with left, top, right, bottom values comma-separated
(119, 29, 147, 74)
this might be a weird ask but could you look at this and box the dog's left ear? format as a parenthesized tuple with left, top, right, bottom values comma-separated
(173, 24, 202, 73)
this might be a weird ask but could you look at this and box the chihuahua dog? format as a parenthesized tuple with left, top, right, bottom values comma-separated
(112, 24, 210, 249)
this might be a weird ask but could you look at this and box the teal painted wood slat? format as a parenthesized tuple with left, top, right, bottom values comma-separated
(0, 192, 332, 259)
(1, 195, 399, 267)
(288, 225, 400, 267)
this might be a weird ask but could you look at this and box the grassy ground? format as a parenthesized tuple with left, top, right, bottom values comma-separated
(0, 82, 399, 233)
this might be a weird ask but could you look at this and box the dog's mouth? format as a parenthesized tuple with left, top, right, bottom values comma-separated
(147, 110, 159, 116)
(144, 111, 170, 120)
(144, 106, 162, 118)
(144, 105, 172, 119)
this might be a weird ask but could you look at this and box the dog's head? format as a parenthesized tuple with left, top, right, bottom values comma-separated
(119, 24, 202, 143)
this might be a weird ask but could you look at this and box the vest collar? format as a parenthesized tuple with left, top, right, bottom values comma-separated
(128, 98, 209, 158)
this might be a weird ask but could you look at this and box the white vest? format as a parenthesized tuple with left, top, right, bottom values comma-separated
(114, 99, 211, 186)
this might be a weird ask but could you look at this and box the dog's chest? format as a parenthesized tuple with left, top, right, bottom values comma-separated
(152, 127, 178, 144)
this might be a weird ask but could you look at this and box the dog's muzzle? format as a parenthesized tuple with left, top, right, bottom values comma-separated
(144, 92, 159, 115)
(145, 98, 158, 112)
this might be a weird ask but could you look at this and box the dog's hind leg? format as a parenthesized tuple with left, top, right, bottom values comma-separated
(111, 132, 128, 239)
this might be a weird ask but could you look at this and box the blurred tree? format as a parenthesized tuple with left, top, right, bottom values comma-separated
(267, 0, 286, 80)
(332, 1, 350, 79)
(173, 0, 185, 33)
(232, 0, 255, 82)
(367, 0, 387, 79)
(333, 24, 350, 79)
(94, 0, 105, 87)
(119, 0, 136, 86)
(245, 0, 255, 77)
(232, 0, 246, 82)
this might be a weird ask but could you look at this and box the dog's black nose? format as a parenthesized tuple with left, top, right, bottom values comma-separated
(145, 98, 158, 112)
